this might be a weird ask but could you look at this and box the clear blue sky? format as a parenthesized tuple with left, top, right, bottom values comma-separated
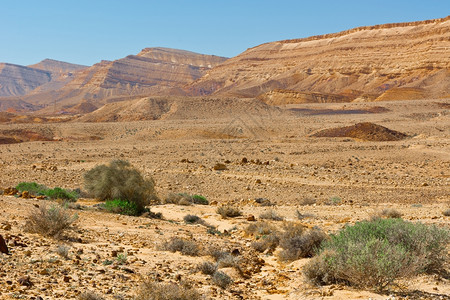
(2, 0, 449, 66)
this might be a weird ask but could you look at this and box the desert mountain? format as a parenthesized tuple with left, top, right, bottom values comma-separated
(187, 16, 450, 103)
(0, 63, 52, 97)
(13, 48, 228, 111)
(28, 59, 87, 75)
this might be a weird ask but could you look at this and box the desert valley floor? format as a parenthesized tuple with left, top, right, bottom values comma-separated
(0, 99, 449, 299)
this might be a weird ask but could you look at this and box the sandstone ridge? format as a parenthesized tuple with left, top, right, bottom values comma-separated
(188, 16, 450, 102)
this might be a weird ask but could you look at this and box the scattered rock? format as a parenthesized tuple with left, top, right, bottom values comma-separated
(21, 191, 30, 198)
(0, 235, 9, 254)
(213, 163, 228, 171)
(18, 276, 33, 287)
(3, 187, 18, 195)
(247, 215, 256, 222)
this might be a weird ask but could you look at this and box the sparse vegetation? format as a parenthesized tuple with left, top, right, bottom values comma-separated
(16, 182, 47, 195)
(104, 199, 140, 216)
(197, 261, 217, 275)
(135, 278, 201, 300)
(164, 193, 209, 205)
(56, 244, 70, 259)
(183, 214, 205, 225)
(299, 197, 316, 206)
(277, 224, 327, 262)
(212, 271, 233, 289)
(78, 291, 105, 300)
(259, 209, 284, 221)
(295, 210, 315, 220)
(15, 182, 78, 201)
(216, 205, 242, 218)
(163, 237, 200, 256)
(378, 208, 403, 219)
(245, 221, 275, 236)
(303, 218, 449, 290)
(84, 160, 156, 213)
(24, 204, 78, 238)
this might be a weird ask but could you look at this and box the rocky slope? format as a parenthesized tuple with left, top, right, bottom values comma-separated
(0, 63, 52, 97)
(15, 48, 228, 111)
(187, 16, 450, 103)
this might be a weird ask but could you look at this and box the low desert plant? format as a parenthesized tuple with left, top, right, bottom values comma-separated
(163, 237, 200, 256)
(197, 261, 217, 275)
(251, 233, 280, 253)
(135, 278, 201, 300)
(245, 221, 275, 236)
(104, 199, 140, 216)
(24, 204, 78, 238)
(56, 244, 70, 259)
(78, 291, 105, 300)
(378, 208, 403, 219)
(183, 214, 205, 225)
(295, 210, 315, 220)
(259, 209, 284, 221)
(299, 197, 316, 206)
(212, 271, 233, 289)
(16, 182, 47, 195)
(216, 206, 242, 218)
(303, 218, 449, 290)
(192, 195, 209, 205)
(278, 224, 327, 262)
(45, 187, 78, 201)
(84, 160, 156, 213)
(15, 182, 78, 201)
(164, 193, 209, 206)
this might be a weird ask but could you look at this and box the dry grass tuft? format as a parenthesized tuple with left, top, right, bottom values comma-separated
(216, 206, 242, 218)
(162, 237, 200, 256)
(24, 204, 78, 239)
(135, 278, 201, 300)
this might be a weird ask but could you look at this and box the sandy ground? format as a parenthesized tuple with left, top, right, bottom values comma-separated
(0, 99, 449, 299)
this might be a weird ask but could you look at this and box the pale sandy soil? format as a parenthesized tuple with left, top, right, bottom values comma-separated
(0, 99, 449, 299)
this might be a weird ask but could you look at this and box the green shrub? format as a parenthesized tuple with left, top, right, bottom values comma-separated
(45, 187, 78, 201)
(16, 182, 47, 195)
(135, 279, 200, 300)
(84, 160, 156, 213)
(24, 204, 78, 238)
(104, 199, 140, 216)
(216, 206, 242, 218)
(192, 195, 209, 205)
(304, 218, 449, 290)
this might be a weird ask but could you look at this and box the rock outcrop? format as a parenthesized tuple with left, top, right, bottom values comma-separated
(188, 16, 450, 102)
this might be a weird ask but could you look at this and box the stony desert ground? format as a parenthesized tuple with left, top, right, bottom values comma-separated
(0, 99, 449, 299)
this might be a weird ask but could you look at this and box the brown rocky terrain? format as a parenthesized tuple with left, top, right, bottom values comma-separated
(0, 98, 448, 299)
(0, 64, 52, 97)
(188, 16, 450, 102)
(10, 48, 228, 113)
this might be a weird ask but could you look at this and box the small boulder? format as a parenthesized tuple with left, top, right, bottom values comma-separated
(213, 163, 228, 171)
(0, 235, 9, 254)
(247, 215, 256, 222)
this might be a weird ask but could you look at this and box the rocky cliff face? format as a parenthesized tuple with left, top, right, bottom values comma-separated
(0, 63, 51, 97)
(47, 48, 228, 107)
(188, 16, 450, 102)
